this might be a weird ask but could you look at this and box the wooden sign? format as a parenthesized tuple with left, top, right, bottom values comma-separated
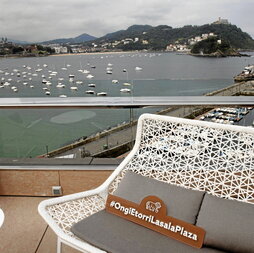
(106, 194, 205, 249)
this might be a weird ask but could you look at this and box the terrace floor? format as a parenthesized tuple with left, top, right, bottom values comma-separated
(0, 196, 80, 253)
(0, 160, 121, 253)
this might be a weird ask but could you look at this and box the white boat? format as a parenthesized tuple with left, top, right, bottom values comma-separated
(83, 70, 90, 74)
(69, 74, 75, 78)
(70, 86, 78, 90)
(120, 88, 131, 93)
(97, 92, 107, 96)
(45, 91, 51, 95)
(106, 70, 112, 74)
(123, 82, 131, 86)
(56, 84, 65, 88)
(112, 80, 119, 84)
(88, 83, 96, 87)
(59, 95, 67, 98)
(30, 85, 34, 88)
(135, 66, 142, 71)
(86, 74, 94, 79)
(86, 90, 95, 94)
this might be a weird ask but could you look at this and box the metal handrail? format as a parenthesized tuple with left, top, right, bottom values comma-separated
(0, 96, 254, 108)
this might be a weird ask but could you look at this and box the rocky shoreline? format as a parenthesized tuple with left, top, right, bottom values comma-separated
(190, 50, 250, 58)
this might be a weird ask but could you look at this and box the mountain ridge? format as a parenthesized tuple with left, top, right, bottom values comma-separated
(90, 23, 254, 50)
(41, 33, 97, 44)
(4, 23, 254, 51)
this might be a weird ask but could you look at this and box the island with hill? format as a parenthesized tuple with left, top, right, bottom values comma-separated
(190, 37, 249, 57)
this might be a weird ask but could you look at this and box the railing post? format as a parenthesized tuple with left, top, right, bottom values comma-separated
(57, 237, 62, 253)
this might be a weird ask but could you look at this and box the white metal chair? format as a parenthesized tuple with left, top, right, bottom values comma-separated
(38, 113, 254, 253)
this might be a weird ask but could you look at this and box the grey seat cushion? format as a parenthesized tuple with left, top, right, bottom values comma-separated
(113, 171, 205, 224)
(71, 210, 226, 253)
(196, 194, 254, 253)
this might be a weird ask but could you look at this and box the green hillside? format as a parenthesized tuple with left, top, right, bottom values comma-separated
(92, 23, 254, 51)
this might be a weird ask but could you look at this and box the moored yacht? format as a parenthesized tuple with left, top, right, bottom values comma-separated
(97, 92, 107, 96)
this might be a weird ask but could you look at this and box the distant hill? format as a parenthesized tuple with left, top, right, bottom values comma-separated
(92, 23, 254, 51)
(8, 39, 31, 45)
(41, 33, 97, 44)
(95, 25, 153, 41)
(144, 24, 254, 50)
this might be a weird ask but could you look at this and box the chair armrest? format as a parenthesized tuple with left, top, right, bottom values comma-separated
(38, 186, 108, 252)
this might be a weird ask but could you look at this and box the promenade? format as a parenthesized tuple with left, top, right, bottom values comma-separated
(48, 81, 254, 159)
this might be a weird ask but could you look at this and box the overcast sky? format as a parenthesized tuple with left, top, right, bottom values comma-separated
(0, 0, 253, 42)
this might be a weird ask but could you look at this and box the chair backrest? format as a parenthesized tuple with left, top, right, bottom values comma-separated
(109, 114, 254, 203)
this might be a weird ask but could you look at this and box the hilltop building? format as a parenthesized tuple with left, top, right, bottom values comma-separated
(213, 17, 229, 25)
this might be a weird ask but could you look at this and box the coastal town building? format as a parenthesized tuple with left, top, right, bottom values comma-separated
(0, 39, 15, 55)
(167, 32, 217, 52)
(166, 43, 190, 52)
(188, 33, 216, 46)
(142, 40, 149, 45)
(53, 46, 68, 54)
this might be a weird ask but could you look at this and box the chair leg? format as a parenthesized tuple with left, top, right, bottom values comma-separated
(57, 237, 62, 253)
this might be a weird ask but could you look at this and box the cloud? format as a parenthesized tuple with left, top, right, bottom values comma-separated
(0, 0, 253, 42)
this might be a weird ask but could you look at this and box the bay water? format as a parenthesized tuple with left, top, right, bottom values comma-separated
(0, 52, 253, 157)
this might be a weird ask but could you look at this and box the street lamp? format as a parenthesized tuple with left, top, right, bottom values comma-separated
(123, 68, 134, 147)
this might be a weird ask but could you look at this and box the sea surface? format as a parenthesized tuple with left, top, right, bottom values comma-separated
(0, 52, 253, 158)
